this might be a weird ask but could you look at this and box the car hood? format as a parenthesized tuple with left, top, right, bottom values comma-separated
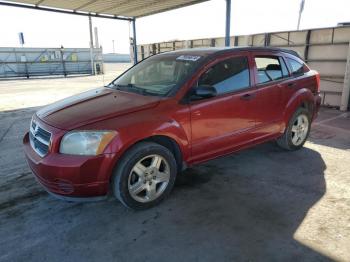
(37, 87, 161, 130)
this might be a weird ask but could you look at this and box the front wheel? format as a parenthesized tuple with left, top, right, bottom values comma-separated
(112, 142, 177, 210)
(277, 107, 311, 151)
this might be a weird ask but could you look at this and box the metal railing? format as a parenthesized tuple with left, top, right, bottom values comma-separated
(0, 47, 104, 78)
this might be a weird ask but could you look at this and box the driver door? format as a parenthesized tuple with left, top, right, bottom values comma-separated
(189, 54, 258, 163)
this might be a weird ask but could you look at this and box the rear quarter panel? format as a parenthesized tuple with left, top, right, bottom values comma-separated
(281, 72, 318, 130)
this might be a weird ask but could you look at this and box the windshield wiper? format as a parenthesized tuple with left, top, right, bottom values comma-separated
(117, 84, 146, 94)
(110, 83, 160, 96)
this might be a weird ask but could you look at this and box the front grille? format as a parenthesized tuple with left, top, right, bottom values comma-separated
(29, 119, 52, 157)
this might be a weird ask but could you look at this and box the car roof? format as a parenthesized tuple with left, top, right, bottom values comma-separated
(158, 46, 302, 60)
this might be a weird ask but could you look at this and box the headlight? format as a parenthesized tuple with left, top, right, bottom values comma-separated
(60, 131, 117, 156)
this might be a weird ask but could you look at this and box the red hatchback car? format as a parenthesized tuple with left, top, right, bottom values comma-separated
(23, 47, 321, 209)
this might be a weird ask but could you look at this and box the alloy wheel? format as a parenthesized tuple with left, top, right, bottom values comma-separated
(291, 114, 309, 146)
(128, 154, 170, 203)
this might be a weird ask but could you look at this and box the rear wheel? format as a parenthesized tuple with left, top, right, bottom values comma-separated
(277, 107, 311, 151)
(112, 142, 177, 210)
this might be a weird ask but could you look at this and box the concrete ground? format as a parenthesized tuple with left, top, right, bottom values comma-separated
(0, 63, 131, 111)
(0, 65, 349, 262)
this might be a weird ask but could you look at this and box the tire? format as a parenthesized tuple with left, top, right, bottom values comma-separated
(277, 107, 311, 151)
(112, 142, 177, 210)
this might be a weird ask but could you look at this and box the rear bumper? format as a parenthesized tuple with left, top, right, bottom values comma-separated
(23, 132, 117, 199)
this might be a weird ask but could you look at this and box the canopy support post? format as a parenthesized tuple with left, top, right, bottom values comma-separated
(225, 0, 231, 47)
(132, 18, 138, 64)
(340, 40, 350, 111)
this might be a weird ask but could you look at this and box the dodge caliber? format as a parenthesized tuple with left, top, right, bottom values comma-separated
(23, 47, 321, 209)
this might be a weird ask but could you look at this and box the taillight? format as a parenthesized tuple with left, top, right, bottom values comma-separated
(315, 71, 320, 93)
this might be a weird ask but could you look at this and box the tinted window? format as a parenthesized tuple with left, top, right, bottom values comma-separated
(198, 56, 250, 94)
(255, 56, 285, 84)
(287, 58, 306, 75)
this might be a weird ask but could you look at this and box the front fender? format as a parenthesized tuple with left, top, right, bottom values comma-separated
(93, 107, 191, 162)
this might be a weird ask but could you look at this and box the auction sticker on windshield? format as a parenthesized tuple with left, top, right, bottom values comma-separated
(176, 55, 201, 61)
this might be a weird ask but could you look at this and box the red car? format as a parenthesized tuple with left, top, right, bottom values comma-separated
(23, 47, 321, 209)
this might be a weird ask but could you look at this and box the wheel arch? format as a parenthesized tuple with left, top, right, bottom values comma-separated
(299, 100, 314, 116)
(283, 88, 314, 126)
(109, 134, 186, 184)
(142, 135, 184, 171)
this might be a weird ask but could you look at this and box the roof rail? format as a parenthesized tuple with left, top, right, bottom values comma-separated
(279, 48, 303, 60)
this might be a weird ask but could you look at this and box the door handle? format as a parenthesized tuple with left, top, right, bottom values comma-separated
(287, 82, 296, 88)
(240, 93, 255, 101)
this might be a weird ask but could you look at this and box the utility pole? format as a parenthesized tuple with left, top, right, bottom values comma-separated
(18, 32, 25, 47)
(112, 40, 115, 53)
(94, 27, 99, 48)
(297, 0, 305, 30)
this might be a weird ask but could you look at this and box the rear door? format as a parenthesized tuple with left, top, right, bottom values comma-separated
(251, 52, 290, 136)
(189, 53, 258, 162)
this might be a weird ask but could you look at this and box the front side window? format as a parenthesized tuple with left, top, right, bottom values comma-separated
(198, 56, 250, 95)
(109, 54, 202, 96)
(287, 57, 308, 75)
(255, 56, 286, 84)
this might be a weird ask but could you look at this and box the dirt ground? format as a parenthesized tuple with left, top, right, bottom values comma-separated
(0, 64, 349, 262)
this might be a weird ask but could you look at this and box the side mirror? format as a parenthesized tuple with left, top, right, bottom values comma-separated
(192, 85, 217, 99)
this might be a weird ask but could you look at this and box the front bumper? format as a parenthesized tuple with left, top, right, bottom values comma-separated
(23, 132, 116, 199)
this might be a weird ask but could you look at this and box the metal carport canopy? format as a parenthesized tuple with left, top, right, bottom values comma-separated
(0, 0, 232, 64)
(0, 0, 210, 19)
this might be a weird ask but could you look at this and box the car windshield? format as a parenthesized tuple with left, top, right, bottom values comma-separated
(108, 54, 202, 96)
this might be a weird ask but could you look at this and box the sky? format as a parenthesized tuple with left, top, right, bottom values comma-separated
(0, 0, 349, 54)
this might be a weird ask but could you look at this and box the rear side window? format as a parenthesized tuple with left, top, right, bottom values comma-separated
(198, 56, 250, 94)
(254, 56, 285, 84)
(286, 58, 308, 75)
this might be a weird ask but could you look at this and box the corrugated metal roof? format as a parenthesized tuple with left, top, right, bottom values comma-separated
(2, 0, 209, 18)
